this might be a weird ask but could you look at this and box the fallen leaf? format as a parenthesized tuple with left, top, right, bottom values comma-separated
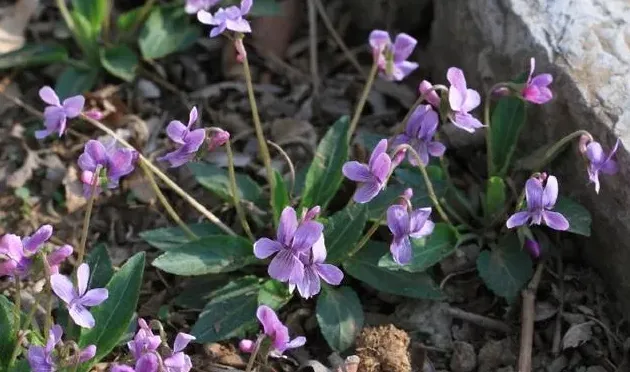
(62, 166, 87, 213)
(534, 301, 558, 322)
(562, 321, 594, 350)
(7, 148, 40, 188)
(0, 0, 39, 53)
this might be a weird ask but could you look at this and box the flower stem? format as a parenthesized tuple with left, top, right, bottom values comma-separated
(347, 217, 382, 258)
(532, 130, 593, 171)
(139, 162, 198, 240)
(42, 257, 54, 337)
(0, 87, 239, 236)
(76, 172, 99, 270)
(245, 335, 266, 372)
(240, 41, 276, 201)
(348, 62, 379, 139)
(226, 141, 254, 241)
(394, 144, 452, 226)
(484, 82, 513, 176)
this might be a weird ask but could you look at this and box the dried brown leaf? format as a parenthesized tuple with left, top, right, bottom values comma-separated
(0, 0, 39, 53)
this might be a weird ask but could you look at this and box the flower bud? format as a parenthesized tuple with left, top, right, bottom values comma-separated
(47, 244, 73, 274)
(208, 129, 230, 152)
(524, 239, 540, 258)
(302, 206, 321, 222)
(84, 109, 104, 121)
(239, 339, 255, 353)
(579, 134, 591, 155)
(418, 80, 441, 108)
(391, 147, 407, 169)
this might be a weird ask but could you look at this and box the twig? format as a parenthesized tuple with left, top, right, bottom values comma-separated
(552, 255, 564, 356)
(77, 170, 99, 268)
(307, 0, 319, 99)
(518, 262, 545, 372)
(446, 307, 511, 333)
(311, 0, 364, 76)
(0, 90, 237, 237)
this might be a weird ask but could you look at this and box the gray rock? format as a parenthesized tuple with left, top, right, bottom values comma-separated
(450, 341, 477, 372)
(429, 0, 630, 314)
(477, 338, 516, 372)
(393, 300, 453, 349)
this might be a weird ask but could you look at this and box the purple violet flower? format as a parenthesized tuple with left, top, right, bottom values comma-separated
(522, 58, 553, 104)
(128, 319, 162, 361)
(342, 139, 391, 203)
(240, 305, 306, 357)
(185, 0, 220, 14)
(387, 205, 435, 264)
(158, 107, 206, 168)
(28, 324, 62, 372)
(446, 67, 484, 133)
(163, 333, 196, 372)
(418, 80, 441, 108)
(585, 139, 620, 194)
(1, 225, 58, 278)
(369, 30, 419, 81)
(78, 138, 137, 197)
(506, 175, 569, 231)
(37, 86, 85, 139)
(51, 263, 109, 328)
(254, 207, 324, 284)
(524, 238, 540, 259)
(392, 105, 445, 166)
(47, 244, 73, 274)
(197, 0, 252, 37)
(291, 236, 343, 299)
(111, 354, 159, 372)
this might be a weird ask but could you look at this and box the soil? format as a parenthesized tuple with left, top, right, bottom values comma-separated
(355, 325, 411, 372)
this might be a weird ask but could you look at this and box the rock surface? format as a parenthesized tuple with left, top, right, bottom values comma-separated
(428, 0, 630, 315)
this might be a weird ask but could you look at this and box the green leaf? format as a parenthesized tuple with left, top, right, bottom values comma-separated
(316, 286, 364, 352)
(70, 11, 99, 61)
(190, 277, 260, 342)
(344, 241, 444, 299)
(300, 116, 349, 210)
(188, 163, 263, 205)
(85, 243, 114, 289)
(139, 223, 223, 251)
(258, 280, 292, 310)
(272, 171, 290, 226)
(378, 223, 456, 272)
(355, 131, 384, 151)
(72, 0, 108, 31)
(476, 234, 533, 302)
(152, 235, 256, 276)
(0, 44, 68, 70)
(324, 204, 368, 263)
(11, 360, 30, 372)
(79, 252, 145, 369)
(172, 275, 230, 309)
(222, 0, 281, 15)
(0, 295, 16, 368)
(490, 96, 527, 176)
(139, 7, 200, 59)
(55, 65, 98, 99)
(554, 197, 592, 236)
(485, 176, 506, 220)
(117, 7, 143, 32)
(99, 45, 138, 82)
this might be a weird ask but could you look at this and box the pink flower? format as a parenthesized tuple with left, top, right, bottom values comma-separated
(446, 68, 484, 133)
(522, 58, 553, 104)
(368, 30, 419, 81)
(37, 86, 85, 139)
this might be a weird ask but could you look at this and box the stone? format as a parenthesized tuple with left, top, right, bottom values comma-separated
(428, 0, 630, 316)
(393, 300, 453, 349)
(477, 338, 516, 372)
(450, 341, 477, 372)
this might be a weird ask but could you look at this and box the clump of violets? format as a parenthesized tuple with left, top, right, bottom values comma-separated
(521, 58, 553, 104)
(37, 86, 85, 139)
(185, 0, 219, 14)
(0, 225, 71, 278)
(387, 195, 435, 265)
(392, 105, 445, 166)
(197, 0, 252, 37)
(240, 305, 306, 357)
(27, 324, 96, 371)
(158, 107, 206, 168)
(446, 67, 484, 133)
(506, 175, 569, 231)
(51, 263, 108, 328)
(112, 318, 195, 372)
(582, 138, 620, 194)
(78, 138, 137, 197)
(368, 30, 418, 81)
(342, 139, 391, 203)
